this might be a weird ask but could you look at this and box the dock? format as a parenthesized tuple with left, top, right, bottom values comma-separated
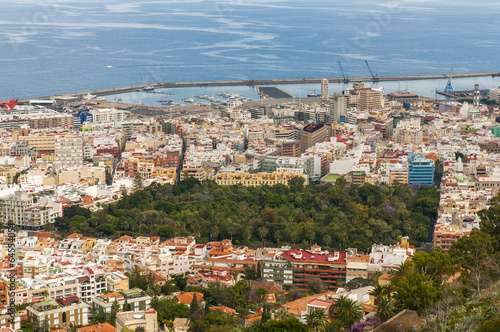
(31, 71, 500, 101)
(257, 86, 295, 99)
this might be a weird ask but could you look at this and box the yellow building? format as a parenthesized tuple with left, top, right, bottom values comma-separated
(214, 172, 307, 187)
(388, 164, 409, 185)
(82, 238, 97, 252)
(18, 134, 56, 154)
(106, 273, 129, 292)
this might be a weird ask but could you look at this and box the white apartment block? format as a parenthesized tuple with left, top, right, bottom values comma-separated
(54, 135, 83, 168)
(0, 191, 58, 230)
(90, 108, 126, 124)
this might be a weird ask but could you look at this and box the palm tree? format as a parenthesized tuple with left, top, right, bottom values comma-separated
(329, 295, 363, 330)
(275, 308, 294, 321)
(369, 284, 385, 305)
(304, 309, 327, 331)
(376, 296, 395, 321)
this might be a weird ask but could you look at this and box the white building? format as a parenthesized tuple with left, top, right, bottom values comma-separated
(54, 135, 83, 168)
(0, 191, 59, 230)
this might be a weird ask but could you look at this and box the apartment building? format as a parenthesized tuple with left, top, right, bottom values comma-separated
(0, 191, 58, 230)
(262, 252, 293, 286)
(300, 122, 327, 152)
(358, 88, 383, 111)
(92, 289, 152, 315)
(27, 296, 90, 330)
(214, 172, 306, 187)
(54, 135, 83, 168)
(281, 249, 347, 291)
(116, 309, 158, 332)
(90, 108, 126, 124)
(28, 114, 74, 129)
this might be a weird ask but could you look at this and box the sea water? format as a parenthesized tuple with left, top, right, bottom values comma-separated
(1, 0, 499, 99)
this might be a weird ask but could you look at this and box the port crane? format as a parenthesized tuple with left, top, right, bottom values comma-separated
(365, 60, 379, 82)
(444, 66, 454, 92)
(338, 61, 349, 83)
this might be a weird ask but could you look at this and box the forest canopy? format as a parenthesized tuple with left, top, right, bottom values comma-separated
(55, 178, 440, 251)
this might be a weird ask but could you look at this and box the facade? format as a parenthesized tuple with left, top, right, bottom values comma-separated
(388, 164, 409, 185)
(408, 154, 434, 186)
(489, 87, 500, 103)
(321, 78, 329, 102)
(281, 249, 347, 291)
(214, 172, 306, 187)
(300, 122, 327, 152)
(92, 289, 152, 314)
(18, 134, 55, 155)
(116, 309, 158, 332)
(433, 224, 464, 252)
(262, 252, 293, 286)
(90, 108, 126, 124)
(27, 296, 90, 330)
(54, 135, 83, 168)
(330, 93, 347, 124)
(0, 191, 57, 230)
(358, 88, 383, 110)
(28, 114, 74, 129)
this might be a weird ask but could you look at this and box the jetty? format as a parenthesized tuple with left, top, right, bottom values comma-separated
(33, 71, 500, 101)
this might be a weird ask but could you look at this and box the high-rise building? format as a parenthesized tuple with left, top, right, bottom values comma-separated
(300, 122, 327, 152)
(358, 88, 383, 110)
(329, 93, 347, 123)
(408, 154, 434, 186)
(321, 78, 329, 102)
(473, 84, 480, 107)
(54, 135, 84, 168)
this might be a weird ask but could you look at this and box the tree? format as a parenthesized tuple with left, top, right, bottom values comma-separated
(346, 277, 372, 291)
(190, 293, 200, 315)
(258, 227, 268, 247)
(110, 299, 120, 325)
(305, 309, 327, 331)
(257, 317, 309, 332)
(126, 267, 156, 291)
(158, 225, 175, 239)
(105, 167, 113, 185)
(449, 229, 496, 293)
(133, 172, 143, 190)
(375, 296, 395, 321)
(244, 265, 256, 280)
(256, 261, 262, 279)
(151, 297, 189, 322)
(135, 327, 145, 332)
(306, 277, 325, 294)
(275, 308, 294, 321)
(328, 295, 363, 330)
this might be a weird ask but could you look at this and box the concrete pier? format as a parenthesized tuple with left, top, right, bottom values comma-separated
(35, 71, 500, 101)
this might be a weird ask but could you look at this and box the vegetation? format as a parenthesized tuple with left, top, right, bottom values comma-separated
(54, 178, 440, 251)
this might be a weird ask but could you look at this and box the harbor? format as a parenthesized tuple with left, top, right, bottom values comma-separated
(30, 71, 500, 102)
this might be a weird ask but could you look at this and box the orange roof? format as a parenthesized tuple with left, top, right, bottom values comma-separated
(34, 232, 52, 239)
(176, 292, 204, 305)
(77, 323, 116, 332)
(209, 306, 236, 314)
(245, 315, 262, 322)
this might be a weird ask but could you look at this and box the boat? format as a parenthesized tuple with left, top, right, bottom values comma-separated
(142, 85, 155, 92)
(158, 99, 173, 104)
(307, 91, 319, 97)
(106, 65, 113, 68)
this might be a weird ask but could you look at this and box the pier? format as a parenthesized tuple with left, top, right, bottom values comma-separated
(34, 71, 500, 101)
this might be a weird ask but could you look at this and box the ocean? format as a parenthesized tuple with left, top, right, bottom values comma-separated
(1, 0, 500, 100)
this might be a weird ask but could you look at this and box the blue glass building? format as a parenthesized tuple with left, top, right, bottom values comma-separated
(408, 154, 434, 186)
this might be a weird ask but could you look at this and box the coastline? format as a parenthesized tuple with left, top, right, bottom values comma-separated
(25, 71, 500, 102)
